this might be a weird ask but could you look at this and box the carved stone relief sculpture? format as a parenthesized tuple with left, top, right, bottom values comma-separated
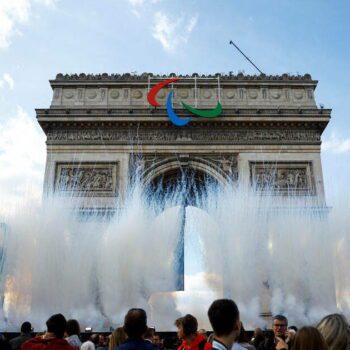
(55, 163, 119, 197)
(250, 162, 314, 195)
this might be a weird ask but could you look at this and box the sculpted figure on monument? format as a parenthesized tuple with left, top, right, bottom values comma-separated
(253, 165, 310, 193)
(57, 167, 114, 193)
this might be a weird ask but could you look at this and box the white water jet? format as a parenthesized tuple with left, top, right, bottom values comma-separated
(0, 177, 349, 331)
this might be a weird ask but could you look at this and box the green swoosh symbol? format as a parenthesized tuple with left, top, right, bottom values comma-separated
(181, 101, 222, 118)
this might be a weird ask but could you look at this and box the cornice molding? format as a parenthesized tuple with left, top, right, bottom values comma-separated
(52, 72, 316, 82)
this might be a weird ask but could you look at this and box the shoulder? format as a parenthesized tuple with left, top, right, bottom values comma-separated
(22, 337, 45, 350)
(81, 340, 95, 350)
(50, 339, 75, 350)
(117, 340, 154, 350)
(204, 342, 212, 350)
(245, 345, 256, 350)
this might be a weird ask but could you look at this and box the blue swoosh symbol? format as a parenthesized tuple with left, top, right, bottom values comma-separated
(166, 91, 192, 126)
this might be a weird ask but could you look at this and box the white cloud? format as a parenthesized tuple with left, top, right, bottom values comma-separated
(186, 15, 198, 33)
(152, 11, 199, 53)
(0, 0, 56, 49)
(128, 0, 145, 5)
(128, 0, 161, 6)
(128, 0, 162, 17)
(0, 73, 15, 89)
(0, 107, 46, 215)
(322, 132, 350, 154)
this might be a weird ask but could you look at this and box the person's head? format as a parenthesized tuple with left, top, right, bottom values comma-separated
(252, 328, 265, 347)
(289, 326, 298, 332)
(253, 328, 264, 338)
(181, 314, 198, 338)
(46, 314, 67, 339)
(90, 334, 100, 345)
(317, 313, 350, 350)
(272, 315, 288, 339)
(237, 322, 249, 343)
(174, 317, 184, 340)
(123, 308, 147, 339)
(207, 299, 240, 339)
(144, 328, 155, 341)
(21, 321, 32, 334)
(109, 327, 127, 350)
(288, 329, 296, 343)
(66, 319, 80, 337)
(292, 326, 328, 350)
(198, 329, 207, 341)
(98, 334, 106, 346)
(153, 334, 161, 347)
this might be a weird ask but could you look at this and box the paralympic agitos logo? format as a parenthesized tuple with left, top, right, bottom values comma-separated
(147, 78, 222, 126)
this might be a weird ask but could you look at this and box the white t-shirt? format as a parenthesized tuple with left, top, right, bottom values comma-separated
(66, 335, 82, 349)
(81, 340, 95, 350)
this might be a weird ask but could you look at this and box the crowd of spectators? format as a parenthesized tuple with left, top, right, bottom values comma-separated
(1, 299, 349, 350)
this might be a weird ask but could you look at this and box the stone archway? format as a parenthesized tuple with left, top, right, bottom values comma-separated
(148, 167, 218, 206)
(137, 154, 237, 205)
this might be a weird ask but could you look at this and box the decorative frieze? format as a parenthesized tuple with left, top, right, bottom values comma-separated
(134, 154, 238, 184)
(250, 162, 314, 194)
(54, 73, 314, 81)
(53, 86, 316, 108)
(54, 163, 119, 197)
(46, 128, 321, 145)
(50, 73, 317, 108)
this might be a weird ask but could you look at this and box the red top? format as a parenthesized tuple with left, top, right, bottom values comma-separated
(22, 337, 76, 350)
(178, 335, 212, 350)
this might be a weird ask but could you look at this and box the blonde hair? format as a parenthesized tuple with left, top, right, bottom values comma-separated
(292, 326, 328, 350)
(316, 313, 349, 350)
(109, 327, 128, 350)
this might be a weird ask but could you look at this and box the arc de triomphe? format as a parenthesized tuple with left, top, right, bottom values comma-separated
(36, 72, 330, 210)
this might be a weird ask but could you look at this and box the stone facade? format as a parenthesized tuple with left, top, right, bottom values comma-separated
(37, 73, 330, 207)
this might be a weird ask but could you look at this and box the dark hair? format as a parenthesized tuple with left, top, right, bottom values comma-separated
(237, 323, 249, 343)
(273, 315, 288, 326)
(21, 321, 32, 333)
(66, 319, 80, 336)
(174, 317, 183, 328)
(292, 326, 328, 350)
(123, 308, 147, 339)
(90, 334, 100, 344)
(252, 328, 265, 348)
(182, 314, 198, 337)
(144, 327, 155, 339)
(289, 326, 298, 332)
(208, 299, 240, 337)
(46, 313, 67, 338)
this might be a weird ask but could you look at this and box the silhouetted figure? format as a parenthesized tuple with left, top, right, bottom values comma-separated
(291, 326, 328, 350)
(207, 299, 240, 350)
(116, 308, 154, 350)
(65, 319, 81, 350)
(81, 334, 99, 350)
(10, 321, 32, 350)
(109, 327, 127, 350)
(22, 314, 74, 350)
(258, 315, 290, 350)
(175, 314, 211, 350)
(317, 313, 349, 350)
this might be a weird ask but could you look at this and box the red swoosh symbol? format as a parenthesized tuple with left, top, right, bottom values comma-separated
(147, 78, 179, 107)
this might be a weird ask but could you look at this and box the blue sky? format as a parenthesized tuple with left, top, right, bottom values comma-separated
(0, 0, 349, 209)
